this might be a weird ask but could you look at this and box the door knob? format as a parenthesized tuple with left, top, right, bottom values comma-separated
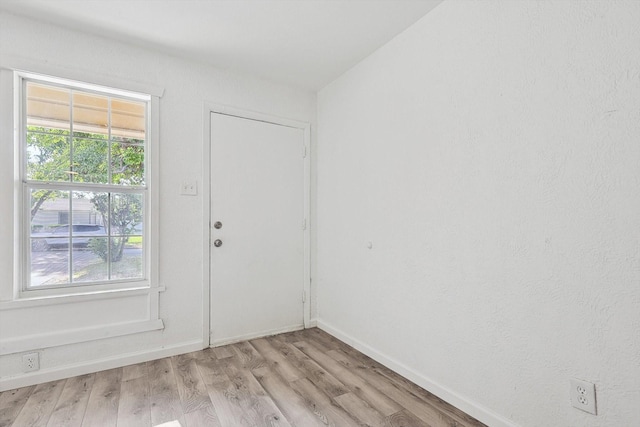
(214, 239, 223, 247)
(214, 221, 222, 229)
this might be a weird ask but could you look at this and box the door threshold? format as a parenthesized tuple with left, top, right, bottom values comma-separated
(210, 323, 305, 347)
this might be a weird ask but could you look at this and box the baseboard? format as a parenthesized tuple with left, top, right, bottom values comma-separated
(307, 317, 318, 328)
(0, 339, 203, 392)
(316, 319, 518, 427)
(210, 323, 305, 347)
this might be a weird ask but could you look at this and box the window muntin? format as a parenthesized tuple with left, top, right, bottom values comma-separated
(23, 77, 149, 291)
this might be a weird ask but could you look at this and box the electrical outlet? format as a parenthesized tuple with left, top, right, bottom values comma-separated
(180, 180, 197, 196)
(570, 378, 597, 415)
(22, 352, 39, 372)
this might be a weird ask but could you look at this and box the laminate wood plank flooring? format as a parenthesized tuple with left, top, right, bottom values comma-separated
(47, 374, 95, 427)
(199, 370, 250, 427)
(292, 340, 401, 416)
(268, 336, 348, 398)
(116, 376, 150, 427)
(170, 354, 212, 415)
(250, 338, 305, 383)
(10, 380, 66, 427)
(81, 368, 122, 427)
(182, 405, 221, 427)
(291, 376, 363, 427)
(1, 328, 487, 427)
(326, 350, 461, 427)
(0, 386, 34, 411)
(252, 366, 325, 427)
(0, 386, 35, 427)
(147, 359, 185, 427)
(207, 360, 290, 427)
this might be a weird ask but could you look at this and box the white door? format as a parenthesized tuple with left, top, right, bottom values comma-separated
(210, 112, 306, 346)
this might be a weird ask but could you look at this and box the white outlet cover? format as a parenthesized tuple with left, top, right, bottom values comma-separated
(570, 378, 597, 415)
(22, 352, 39, 372)
(180, 180, 197, 196)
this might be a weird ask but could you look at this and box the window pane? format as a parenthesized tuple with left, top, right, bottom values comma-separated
(26, 130, 71, 182)
(71, 192, 106, 238)
(111, 236, 143, 280)
(31, 237, 50, 252)
(30, 189, 69, 230)
(26, 82, 70, 133)
(74, 237, 109, 283)
(73, 91, 109, 137)
(72, 137, 108, 183)
(111, 98, 145, 141)
(110, 193, 143, 236)
(111, 143, 144, 185)
(81, 191, 110, 229)
(30, 238, 70, 287)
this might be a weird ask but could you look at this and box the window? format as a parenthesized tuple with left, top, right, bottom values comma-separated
(20, 74, 151, 293)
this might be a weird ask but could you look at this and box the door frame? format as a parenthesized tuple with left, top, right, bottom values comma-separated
(202, 103, 311, 348)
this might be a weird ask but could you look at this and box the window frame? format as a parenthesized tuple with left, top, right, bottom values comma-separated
(15, 71, 158, 299)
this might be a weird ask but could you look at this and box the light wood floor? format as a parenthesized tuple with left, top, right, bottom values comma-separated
(0, 328, 487, 427)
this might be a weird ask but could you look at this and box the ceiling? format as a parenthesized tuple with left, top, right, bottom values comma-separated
(0, 0, 442, 90)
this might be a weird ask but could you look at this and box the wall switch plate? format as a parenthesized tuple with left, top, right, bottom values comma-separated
(180, 180, 197, 196)
(22, 352, 39, 372)
(570, 378, 597, 415)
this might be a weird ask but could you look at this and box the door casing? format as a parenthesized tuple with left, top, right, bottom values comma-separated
(202, 103, 311, 347)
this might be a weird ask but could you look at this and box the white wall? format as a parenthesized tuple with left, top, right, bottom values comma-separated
(0, 11, 316, 388)
(316, 1, 640, 426)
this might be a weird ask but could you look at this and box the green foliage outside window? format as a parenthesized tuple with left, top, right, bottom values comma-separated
(27, 125, 145, 263)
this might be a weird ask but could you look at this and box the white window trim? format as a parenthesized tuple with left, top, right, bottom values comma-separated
(15, 71, 157, 298)
(0, 64, 163, 312)
(0, 285, 165, 311)
(0, 319, 165, 356)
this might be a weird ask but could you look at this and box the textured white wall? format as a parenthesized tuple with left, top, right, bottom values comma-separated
(0, 11, 316, 384)
(317, 1, 640, 426)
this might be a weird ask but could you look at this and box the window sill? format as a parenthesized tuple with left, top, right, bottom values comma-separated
(0, 285, 166, 311)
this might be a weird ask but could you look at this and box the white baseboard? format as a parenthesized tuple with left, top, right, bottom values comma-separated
(0, 339, 203, 392)
(307, 318, 318, 328)
(316, 319, 518, 427)
(210, 323, 305, 347)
